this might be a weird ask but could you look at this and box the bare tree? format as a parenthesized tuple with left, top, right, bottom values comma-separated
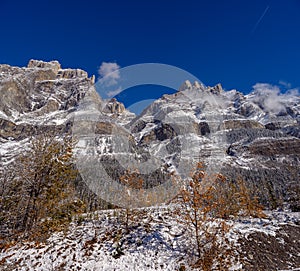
(0, 134, 84, 242)
(119, 168, 144, 232)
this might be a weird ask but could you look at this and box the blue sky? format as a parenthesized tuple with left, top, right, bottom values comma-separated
(1, 0, 299, 111)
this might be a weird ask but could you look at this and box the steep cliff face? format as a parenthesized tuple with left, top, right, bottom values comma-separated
(0, 60, 101, 165)
(0, 61, 299, 209)
(0, 60, 94, 121)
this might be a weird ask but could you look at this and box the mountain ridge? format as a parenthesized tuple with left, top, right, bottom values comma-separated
(0, 60, 299, 210)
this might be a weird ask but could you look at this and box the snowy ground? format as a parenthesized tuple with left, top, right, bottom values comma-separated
(0, 207, 299, 271)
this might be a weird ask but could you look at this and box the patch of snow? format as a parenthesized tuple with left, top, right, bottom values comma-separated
(1, 207, 298, 271)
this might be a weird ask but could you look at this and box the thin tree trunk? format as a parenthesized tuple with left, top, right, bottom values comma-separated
(194, 209, 201, 258)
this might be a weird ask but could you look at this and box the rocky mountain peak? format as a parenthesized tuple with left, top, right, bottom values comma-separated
(0, 60, 96, 122)
(207, 83, 223, 94)
(192, 80, 203, 89)
(56, 68, 88, 79)
(178, 80, 223, 94)
(27, 59, 61, 73)
(178, 80, 192, 91)
(102, 98, 126, 114)
(27, 59, 90, 81)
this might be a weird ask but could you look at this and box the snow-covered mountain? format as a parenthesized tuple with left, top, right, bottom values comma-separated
(0, 60, 299, 209)
(1, 60, 300, 271)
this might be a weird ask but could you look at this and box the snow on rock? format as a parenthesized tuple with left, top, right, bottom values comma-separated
(0, 208, 299, 271)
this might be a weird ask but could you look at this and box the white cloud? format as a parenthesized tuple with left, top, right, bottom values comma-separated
(279, 80, 291, 89)
(107, 87, 122, 98)
(250, 83, 299, 114)
(97, 62, 122, 98)
(98, 62, 120, 86)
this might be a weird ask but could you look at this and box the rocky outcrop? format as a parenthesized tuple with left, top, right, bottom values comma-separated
(27, 59, 61, 73)
(198, 122, 210, 135)
(140, 123, 177, 144)
(102, 98, 126, 114)
(139, 121, 209, 144)
(0, 118, 71, 140)
(236, 102, 262, 118)
(192, 81, 202, 89)
(0, 119, 18, 139)
(95, 121, 129, 136)
(265, 122, 280, 130)
(131, 119, 147, 133)
(0, 60, 94, 119)
(249, 138, 300, 156)
(239, 224, 300, 271)
(28, 60, 88, 80)
(207, 83, 223, 94)
(56, 68, 88, 79)
(178, 80, 192, 92)
(222, 119, 264, 130)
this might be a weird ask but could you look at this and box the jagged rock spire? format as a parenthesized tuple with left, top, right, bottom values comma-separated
(178, 80, 192, 92)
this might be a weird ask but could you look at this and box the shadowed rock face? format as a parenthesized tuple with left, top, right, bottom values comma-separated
(131, 119, 147, 133)
(198, 122, 210, 135)
(249, 138, 300, 156)
(265, 122, 281, 130)
(222, 119, 264, 130)
(141, 123, 178, 143)
(0, 60, 299, 209)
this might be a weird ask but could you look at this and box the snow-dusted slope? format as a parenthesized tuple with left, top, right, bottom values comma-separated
(0, 208, 299, 271)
